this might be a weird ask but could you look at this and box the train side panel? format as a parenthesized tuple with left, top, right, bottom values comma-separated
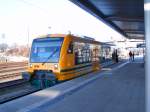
(57, 35, 101, 81)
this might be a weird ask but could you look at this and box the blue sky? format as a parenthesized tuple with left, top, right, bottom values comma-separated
(0, 0, 124, 45)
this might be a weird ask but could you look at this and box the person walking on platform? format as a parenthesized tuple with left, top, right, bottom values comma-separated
(132, 52, 135, 61)
(112, 50, 119, 63)
(112, 51, 115, 62)
(129, 51, 132, 61)
(115, 50, 119, 63)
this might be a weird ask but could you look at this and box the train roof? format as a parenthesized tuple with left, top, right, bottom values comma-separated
(36, 34, 101, 45)
(38, 34, 67, 38)
(72, 35, 100, 45)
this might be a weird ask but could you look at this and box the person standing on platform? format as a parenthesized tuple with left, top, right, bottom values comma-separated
(132, 52, 134, 61)
(112, 51, 115, 62)
(115, 50, 118, 63)
(129, 51, 132, 61)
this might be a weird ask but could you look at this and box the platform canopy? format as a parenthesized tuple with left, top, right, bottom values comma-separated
(70, 0, 144, 40)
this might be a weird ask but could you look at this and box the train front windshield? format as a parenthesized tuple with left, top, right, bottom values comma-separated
(30, 37, 64, 63)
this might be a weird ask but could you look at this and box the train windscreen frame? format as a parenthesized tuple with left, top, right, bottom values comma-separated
(30, 37, 64, 63)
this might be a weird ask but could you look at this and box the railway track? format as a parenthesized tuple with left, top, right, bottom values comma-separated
(0, 61, 27, 82)
(0, 79, 40, 104)
(0, 62, 27, 69)
(0, 66, 27, 73)
(0, 70, 26, 83)
(0, 79, 26, 89)
(0, 72, 22, 80)
(0, 62, 40, 104)
(0, 61, 27, 66)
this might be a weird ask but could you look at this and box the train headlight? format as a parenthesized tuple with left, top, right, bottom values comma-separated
(54, 64, 58, 69)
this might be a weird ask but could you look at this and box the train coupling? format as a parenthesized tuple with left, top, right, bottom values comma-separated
(31, 71, 57, 89)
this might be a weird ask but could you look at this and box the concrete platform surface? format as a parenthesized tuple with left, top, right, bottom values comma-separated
(0, 59, 145, 112)
(29, 61, 145, 112)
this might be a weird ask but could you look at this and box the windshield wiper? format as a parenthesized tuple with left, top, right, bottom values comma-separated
(42, 48, 58, 65)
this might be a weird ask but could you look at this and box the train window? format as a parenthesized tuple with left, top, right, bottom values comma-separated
(73, 42, 101, 64)
(67, 42, 73, 54)
(100, 46, 112, 63)
(74, 42, 92, 65)
(30, 37, 63, 63)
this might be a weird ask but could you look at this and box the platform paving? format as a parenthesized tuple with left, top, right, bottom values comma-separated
(30, 60, 145, 112)
(0, 58, 145, 112)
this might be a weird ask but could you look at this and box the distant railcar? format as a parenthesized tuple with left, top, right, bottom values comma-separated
(22, 34, 102, 88)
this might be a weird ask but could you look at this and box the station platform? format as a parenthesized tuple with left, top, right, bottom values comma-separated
(0, 58, 145, 112)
